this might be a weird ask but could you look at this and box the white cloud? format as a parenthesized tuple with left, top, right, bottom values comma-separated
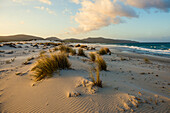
(70, 0, 170, 34)
(39, 0, 51, 5)
(71, 0, 138, 34)
(35, 6, 57, 16)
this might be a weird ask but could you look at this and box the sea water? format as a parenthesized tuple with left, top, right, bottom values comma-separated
(108, 43, 170, 58)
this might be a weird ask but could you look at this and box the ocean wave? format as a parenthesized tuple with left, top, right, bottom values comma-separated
(106, 44, 170, 57)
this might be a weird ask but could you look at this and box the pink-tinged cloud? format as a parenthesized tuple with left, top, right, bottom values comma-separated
(71, 0, 170, 34)
(120, 0, 170, 11)
(71, 0, 138, 34)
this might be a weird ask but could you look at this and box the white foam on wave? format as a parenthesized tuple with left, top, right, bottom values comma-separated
(104, 44, 170, 57)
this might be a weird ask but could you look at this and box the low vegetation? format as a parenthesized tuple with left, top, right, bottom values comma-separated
(89, 52, 96, 61)
(144, 58, 151, 64)
(31, 52, 71, 81)
(78, 48, 86, 57)
(90, 67, 102, 88)
(58, 45, 76, 56)
(39, 50, 46, 56)
(98, 47, 111, 55)
(95, 55, 107, 71)
(69, 48, 76, 56)
(58, 45, 70, 53)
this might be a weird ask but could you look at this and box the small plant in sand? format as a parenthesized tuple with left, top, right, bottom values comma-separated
(78, 48, 86, 57)
(70, 48, 76, 56)
(95, 55, 107, 71)
(39, 50, 46, 56)
(98, 47, 111, 55)
(27, 57, 34, 61)
(144, 58, 151, 64)
(31, 52, 71, 81)
(53, 47, 59, 51)
(80, 45, 87, 48)
(89, 52, 96, 62)
(58, 45, 70, 53)
(90, 67, 102, 88)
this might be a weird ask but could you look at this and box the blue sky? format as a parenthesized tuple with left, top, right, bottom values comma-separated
(0, 0, 170, 42)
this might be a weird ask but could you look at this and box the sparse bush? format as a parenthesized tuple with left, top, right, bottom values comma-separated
(95, 67, 102, 87)
(75, 44, 80, 47)
(90, 67, 102, 88)
(31, 52, 71, 81)
(89, 52, 96, 61)
(53, 47, 58, 51)
(39, 50, 46, 56)
(27, 57, 34, 61)
(98, 47, 111, 55)
(95, 55, 107, 71)
(98, 48, 107, 55)
(78, 48, 86, 57)
(58, 45, 70, 53)
(144, 58, 151, 64)
(80, 45, 87, 48)
(70, 48, 76, 56)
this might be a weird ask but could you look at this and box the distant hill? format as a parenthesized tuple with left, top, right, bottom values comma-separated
(63, 38, 87, 43)
(0, 34, 138, 43)
(0, 34, 43, 42)
(82, 37, 138, 43)
(46, 37, 61, 41)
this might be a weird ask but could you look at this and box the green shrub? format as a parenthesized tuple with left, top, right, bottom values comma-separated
(78, 48, 86, 57)
(31, 52, 71, 81)
(95, 55, 107, 71)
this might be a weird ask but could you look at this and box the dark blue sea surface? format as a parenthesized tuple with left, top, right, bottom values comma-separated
(107, 43, 170, 57)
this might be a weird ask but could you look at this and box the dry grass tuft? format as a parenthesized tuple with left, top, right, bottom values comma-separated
(90, 67, 102, 88)
(69, 48, 76, 56)
(78, 48, 86, 57)
(58, 45, 70, 53)
(144, 58, 151, 64)
(80, 45, 87, 48)
(31, 52, 71, 81)
(95, 55, 107, 71)
(39, 50, 46, 56)
(98, 47, 111, 55)
(89, 52, 96, 62)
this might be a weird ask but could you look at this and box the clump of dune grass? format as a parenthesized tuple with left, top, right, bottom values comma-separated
(39, 50, 46, 56)
(80, 45, 87, 48)
(31, 52, 71, 81)
(70, 48, 76, 56)
(90, 67, 102, 88)
(58, 45, 70, 53)
(53, 47, 58, 51)
(89, 52, 96, 62)
(78, 48, 86, 57)
(27, 57, 34, 61)
(98, 47, 111, 55)
(144, 58, 151, 64)
(95, 55, 107, 71)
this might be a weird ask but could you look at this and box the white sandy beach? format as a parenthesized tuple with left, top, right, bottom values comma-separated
(0, 41, 170, 113)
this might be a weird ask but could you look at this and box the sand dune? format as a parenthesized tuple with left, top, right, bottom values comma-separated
(0, 41, 170, 112)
